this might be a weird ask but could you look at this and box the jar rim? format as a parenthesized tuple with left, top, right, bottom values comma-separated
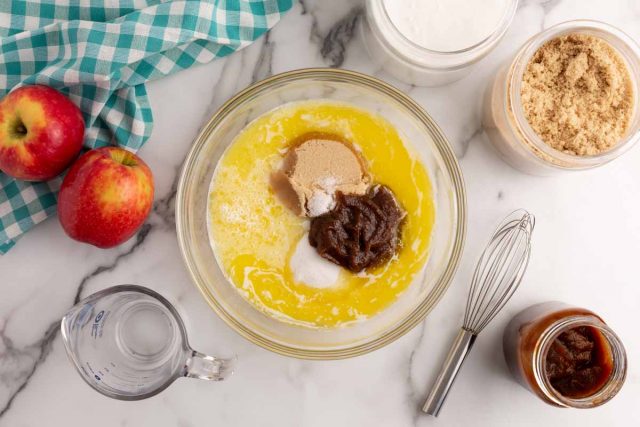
(532, 314, 627, 408)
(367, 0, 518, 69)
(507, 20, 640, 169)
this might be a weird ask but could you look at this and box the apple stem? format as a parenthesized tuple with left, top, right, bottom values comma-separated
(110, 149, 138, 167)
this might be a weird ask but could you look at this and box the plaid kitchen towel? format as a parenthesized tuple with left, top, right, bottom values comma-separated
(0, 0, 292, 254)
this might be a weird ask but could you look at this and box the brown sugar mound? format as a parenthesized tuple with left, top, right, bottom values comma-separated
(270, 135, 370, 217)
(521, 33, 634, 156)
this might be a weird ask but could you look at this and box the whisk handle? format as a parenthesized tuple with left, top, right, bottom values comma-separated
(422, 328, 477, 417)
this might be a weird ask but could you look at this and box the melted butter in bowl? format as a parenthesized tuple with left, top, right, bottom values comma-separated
(207, 100, 435, 328)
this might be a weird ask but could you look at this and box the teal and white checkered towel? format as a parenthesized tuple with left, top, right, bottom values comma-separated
(0, 0, 292, 254)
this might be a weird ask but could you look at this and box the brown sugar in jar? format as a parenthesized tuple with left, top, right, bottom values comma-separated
(521, 33, 634, 156)
(483, 20, 640, 175)
(503, 302, 627, 408)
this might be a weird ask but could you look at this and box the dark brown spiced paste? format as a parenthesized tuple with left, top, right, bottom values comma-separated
(545, 326, 614, 398)
(309, 185, 405, 272)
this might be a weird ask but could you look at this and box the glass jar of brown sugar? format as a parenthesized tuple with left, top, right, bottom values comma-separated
(483, 20, 640, 175)
(503, 302, 627, 408)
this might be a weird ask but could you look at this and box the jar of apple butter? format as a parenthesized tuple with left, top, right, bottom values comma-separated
(503, 302, 627, 408)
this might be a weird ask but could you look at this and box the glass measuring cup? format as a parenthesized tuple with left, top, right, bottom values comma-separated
(61, 285, 234, 400)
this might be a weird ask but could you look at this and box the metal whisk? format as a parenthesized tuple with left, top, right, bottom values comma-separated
(422, 210, 535, 417)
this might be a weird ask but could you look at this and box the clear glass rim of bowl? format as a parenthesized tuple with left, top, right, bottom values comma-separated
(175, 68, 467, 359)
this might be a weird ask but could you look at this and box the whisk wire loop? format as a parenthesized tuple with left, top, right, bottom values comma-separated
(465, 224, 517, 330)
(463, 212, 534, 334)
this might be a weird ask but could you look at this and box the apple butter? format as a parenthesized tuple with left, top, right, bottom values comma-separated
(545, 325, 614, 399)
(309, 185, 405, 272)
(503, 302, 626, 408)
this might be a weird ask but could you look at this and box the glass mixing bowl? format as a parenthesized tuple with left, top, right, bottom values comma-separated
(176, 69, 466, 359)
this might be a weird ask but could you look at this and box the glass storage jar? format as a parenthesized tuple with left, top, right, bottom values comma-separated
(361, 0, 518, 87)
(503, 301, 627, 408)
(484, 20, 640, 175)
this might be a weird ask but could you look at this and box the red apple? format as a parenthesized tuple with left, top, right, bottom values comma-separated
(0, 85, 85, 181)
(57, 147, 154, 248)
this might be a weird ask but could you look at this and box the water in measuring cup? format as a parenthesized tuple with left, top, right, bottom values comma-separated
(63, 291, 187, 398)
(117, 302, 175, 361)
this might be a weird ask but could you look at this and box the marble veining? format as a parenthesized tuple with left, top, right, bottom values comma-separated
(320, 6, 363, 67)
(252, 32, 275, 84)
(0, 320, 57, 418)
(1, 1, 639, 426)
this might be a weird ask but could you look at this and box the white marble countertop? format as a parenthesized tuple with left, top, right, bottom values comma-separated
(1, 0, 639, 425)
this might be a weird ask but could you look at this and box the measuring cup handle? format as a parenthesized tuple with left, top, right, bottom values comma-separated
(184, 350, 236, 381)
